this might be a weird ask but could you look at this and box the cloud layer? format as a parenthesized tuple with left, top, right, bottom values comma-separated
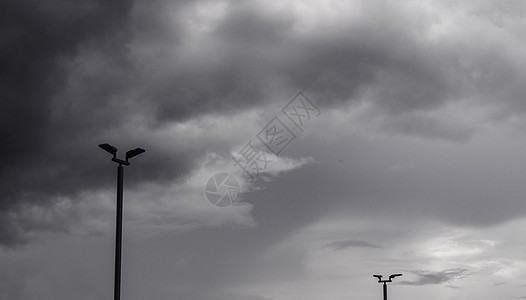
(3, 0, 526, 299)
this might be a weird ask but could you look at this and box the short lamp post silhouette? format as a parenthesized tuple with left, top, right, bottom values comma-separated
(99, 143, 145, 300)
(373, 274, 402, 300)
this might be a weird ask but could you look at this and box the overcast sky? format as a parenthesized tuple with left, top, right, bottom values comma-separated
(2, 0, 526, 299)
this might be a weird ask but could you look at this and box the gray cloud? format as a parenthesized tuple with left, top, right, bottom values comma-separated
(325, 239, 382, 250)
(0, 0, 137, 245)
(378, 113, 474, 142)
(126, 0, 475, 125)
(400, 268, 469, 286)
(5, 2, 526, 300)
(2, 7, 526, 300)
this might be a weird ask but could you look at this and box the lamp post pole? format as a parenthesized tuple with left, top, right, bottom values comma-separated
(115, 163, 123, 300)
(99, 143, 145, 300)
(373, 274, 402, 300)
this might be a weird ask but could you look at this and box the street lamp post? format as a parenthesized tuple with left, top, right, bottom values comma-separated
(373, 274, 402, 300)
(99, 143, 145, 300)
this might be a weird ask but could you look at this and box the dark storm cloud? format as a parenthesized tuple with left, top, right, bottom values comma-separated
(140, 1, 293, 122)
(400, 268, 469, 286)
(141, 0, 526, 141)
(227, 1, 461, 114)
(0, 0, 198, 246)
(0, 0, 261, 246)
(325, 239, 382, 250)
(136, 0, 457, 124)
(3, 2, 526, 299)
(0, 0, 139, 245)
(2, 0, 525, 247)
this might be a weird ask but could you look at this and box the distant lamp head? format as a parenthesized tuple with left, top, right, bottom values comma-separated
(389, 274, 403, 280)
(373, 275, 383, 281)
(99, 143, 117, 156)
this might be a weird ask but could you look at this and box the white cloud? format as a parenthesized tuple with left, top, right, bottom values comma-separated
(416, 230, 499, 259)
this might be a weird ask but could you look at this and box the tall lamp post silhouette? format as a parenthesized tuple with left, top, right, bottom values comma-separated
(99, 143, 145, 300)
(373, 274, 402, 300)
